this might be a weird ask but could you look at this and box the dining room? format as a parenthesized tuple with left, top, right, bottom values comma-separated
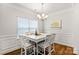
(0, 3, 79, 55)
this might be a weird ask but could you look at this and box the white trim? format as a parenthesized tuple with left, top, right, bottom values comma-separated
(55, 41, 74, 47)
(73, 47, 79, 54)
(0, 46, 20, 55)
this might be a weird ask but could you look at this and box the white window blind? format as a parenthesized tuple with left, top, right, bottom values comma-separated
(17, 17, 38, 35)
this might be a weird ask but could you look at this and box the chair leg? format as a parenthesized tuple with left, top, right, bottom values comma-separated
(50, 47, 51, 55)
(48, 46, 51, 55)
(33, 46, 35, 55)
(53, 43, 55, 53)
(36, 44, 38, 55)
(24, 48, 27, 55)
(44, 48, 45, 55)
(21, 48, 22, 55)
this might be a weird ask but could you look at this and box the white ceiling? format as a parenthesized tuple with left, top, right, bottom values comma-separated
(17, 3, 72, 14)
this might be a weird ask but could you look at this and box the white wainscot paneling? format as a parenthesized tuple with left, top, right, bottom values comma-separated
(55, 33, 74, 47)
(0, 34, 20, 54)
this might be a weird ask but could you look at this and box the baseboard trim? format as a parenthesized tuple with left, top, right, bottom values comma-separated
(0, 46, 20, 55)
(55, 41, 74, 47)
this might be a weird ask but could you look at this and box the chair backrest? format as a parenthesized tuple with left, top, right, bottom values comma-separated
(19, 35, 29, 47)
(25, 32, 34, 35)
(46, 34, 56, 45)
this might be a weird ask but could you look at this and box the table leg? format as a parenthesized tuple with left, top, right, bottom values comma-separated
(36, 43, 38, 55)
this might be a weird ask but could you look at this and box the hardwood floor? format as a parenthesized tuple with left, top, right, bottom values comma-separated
(4, 43, 75, 55)
(53, 43, 74, 55)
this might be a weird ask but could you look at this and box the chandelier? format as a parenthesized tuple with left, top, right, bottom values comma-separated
(36, 3, 48, 20)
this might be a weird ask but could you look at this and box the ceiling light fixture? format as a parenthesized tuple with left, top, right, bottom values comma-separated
(36, 3, 48, 20)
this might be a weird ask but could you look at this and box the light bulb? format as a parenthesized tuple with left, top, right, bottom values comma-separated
(37, 13, 48, 19)
(42, 13, 45, 17)
(44, 15, 48, 18)
(37, 14, 41, 19)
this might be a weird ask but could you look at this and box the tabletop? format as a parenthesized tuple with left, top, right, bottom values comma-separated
(20, 33, 48, 43)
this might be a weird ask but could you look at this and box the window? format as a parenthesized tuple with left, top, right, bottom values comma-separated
(17, 17, 38, 35)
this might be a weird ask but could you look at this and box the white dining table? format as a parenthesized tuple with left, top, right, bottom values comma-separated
(20, 33, 48, 55)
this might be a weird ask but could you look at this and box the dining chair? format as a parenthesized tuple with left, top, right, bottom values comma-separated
(38, 34, 56, 55)
(19, 35, 35, 55)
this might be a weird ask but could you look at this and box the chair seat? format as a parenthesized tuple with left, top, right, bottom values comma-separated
(38, 42, 50, 48)
(22, 43, 32, 48)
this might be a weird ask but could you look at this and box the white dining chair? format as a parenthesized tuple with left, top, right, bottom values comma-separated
(38, 34, 56, 55)
(19, 35, 35, 55)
